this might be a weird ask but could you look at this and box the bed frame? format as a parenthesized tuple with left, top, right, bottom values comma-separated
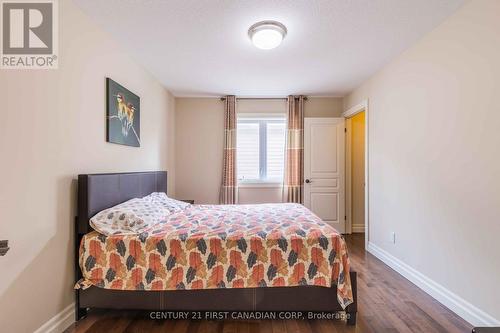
(75, 171, 357, 325)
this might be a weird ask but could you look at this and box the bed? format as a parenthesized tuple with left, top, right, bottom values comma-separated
(74, 171, 357, 325)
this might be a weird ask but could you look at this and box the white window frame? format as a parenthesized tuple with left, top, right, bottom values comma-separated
(237, 113, 285, 187)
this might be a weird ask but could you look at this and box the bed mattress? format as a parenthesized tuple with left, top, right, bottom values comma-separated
(77, 203, 353, 309)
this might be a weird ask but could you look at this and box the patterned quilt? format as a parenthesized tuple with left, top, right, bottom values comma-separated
(77, 203, 353, 309)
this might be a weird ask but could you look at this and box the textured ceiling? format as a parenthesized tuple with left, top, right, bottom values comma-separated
(73, 0, 465, 97)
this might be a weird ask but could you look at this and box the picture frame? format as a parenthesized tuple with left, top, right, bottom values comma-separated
(106, 78, 141, 147)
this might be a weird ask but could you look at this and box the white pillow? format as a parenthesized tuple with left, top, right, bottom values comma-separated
(142, 192, 191, 213)
(89, 197, 170, 236)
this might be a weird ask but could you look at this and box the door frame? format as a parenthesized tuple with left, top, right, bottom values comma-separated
(342, 100, 369, 248)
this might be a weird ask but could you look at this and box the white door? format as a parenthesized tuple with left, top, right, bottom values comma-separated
(304, 118, 345, 233)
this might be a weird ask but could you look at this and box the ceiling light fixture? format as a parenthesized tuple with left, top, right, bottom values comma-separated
(248, 21, 287, 50)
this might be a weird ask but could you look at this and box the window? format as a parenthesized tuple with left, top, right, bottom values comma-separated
(237, 115, 286, 183)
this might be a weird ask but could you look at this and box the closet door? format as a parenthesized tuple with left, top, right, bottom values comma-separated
(304, 118, 345, 233)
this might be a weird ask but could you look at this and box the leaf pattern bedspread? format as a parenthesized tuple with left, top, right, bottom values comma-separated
(77, 203, 353, 309)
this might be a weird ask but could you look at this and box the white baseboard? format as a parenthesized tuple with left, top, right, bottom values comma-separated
(367, 242, 500, 327)
(34, 302, 74, 333)
(351, 224, 365, 233)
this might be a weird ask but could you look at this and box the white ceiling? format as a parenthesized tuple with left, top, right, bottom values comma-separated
(73, 0, 465, 97)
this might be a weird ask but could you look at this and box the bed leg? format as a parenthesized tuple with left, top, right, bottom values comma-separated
(347, 311, 357, 325)
(346, 270, 358, 325)
(75, 289, 87, 321)
(75, 219, 87, 321)
(76, 306, 87, 321)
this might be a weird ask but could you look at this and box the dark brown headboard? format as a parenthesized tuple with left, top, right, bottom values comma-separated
(77, 171, 167, 234)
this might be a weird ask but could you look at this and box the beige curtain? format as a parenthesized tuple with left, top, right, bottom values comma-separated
(219, 96, 237, 204)
(283, 95, 304, 203)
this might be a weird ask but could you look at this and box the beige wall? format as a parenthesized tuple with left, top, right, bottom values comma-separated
(237, 99, 286, 114)
(345, 0, 500, 323)
(238, 187, 284, 204)
(175, 97, 342, 204)
(0, 1, 175, 332)
(175, 98, 223, 204)
(349, 112, 365, 232)
(305, 97, 344, 117)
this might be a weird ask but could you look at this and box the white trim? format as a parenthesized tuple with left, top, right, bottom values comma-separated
(238, 182, 282, 188)
(171, 94, 346, 98)
(33, 302, 75, 333)
(345, 119, 353, 234)
(364, 101, 369, 247)
(367, 242, 500, 327)
(342, 100, 368, 118)
(351, 224, 365, 233)
(343, 99, 369, 247)
(237, 113, 285, 119)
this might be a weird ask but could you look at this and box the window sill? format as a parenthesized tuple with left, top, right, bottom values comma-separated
(238, 182, 283, 189)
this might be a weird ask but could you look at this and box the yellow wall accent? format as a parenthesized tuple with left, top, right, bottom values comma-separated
(351, 112, 365, 231)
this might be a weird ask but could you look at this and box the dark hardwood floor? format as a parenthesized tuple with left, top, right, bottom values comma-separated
(65, 234, 472, 333)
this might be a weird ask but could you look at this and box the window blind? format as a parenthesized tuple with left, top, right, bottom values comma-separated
(237, 123, 260, 181)
(237, 115, 285, 182)
(266, 122, 286, 181)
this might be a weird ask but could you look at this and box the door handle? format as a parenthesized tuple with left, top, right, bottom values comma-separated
(305, 179, 311, 184)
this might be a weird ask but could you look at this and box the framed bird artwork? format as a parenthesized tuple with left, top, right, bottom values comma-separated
(106, 78, 141, 147)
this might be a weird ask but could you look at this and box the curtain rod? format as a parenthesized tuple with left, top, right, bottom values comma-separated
(219, 97, 308, 101)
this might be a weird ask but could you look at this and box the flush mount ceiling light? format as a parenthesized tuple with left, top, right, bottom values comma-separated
(248, 20, 287, 50)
